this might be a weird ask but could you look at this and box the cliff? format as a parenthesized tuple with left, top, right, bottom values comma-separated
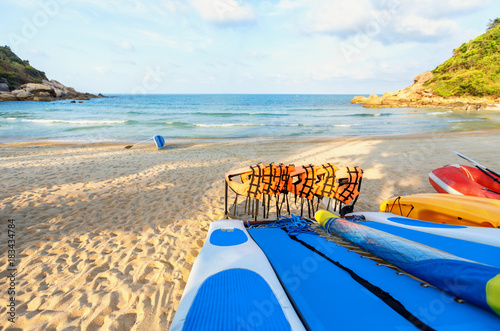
(352, 21, 500, 111)
(0, 46, 105, 102)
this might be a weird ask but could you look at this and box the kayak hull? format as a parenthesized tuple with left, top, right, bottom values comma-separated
(380, 193, 500, 228)
(429, 164, 500, 199)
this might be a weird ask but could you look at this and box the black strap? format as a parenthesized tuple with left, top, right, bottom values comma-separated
(262, 163, 273, 195)
(248, 164, 263, 198)
(288, 234, 436, 331)
(320, 163, 336, 197)
(336, 167, 361, 202)
(297, 165, 315, 199)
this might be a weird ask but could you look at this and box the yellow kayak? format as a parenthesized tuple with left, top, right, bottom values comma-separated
(380, 193, 500, 228)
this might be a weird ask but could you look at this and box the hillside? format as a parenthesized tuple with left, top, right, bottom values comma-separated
(427, 23, 500, 97)
(351, 20, 500, 110)
(0, 46, 104, 102)
(0, 46, 48, 90)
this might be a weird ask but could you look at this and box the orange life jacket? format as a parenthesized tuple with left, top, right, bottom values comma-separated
(289, 165, 319, 200)
(226, 163, 294, 200)
(226, 163, 362, 204)
(263, 163, 295, 195)
(325, 166, 363, 205)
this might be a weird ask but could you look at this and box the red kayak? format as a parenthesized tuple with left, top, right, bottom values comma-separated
(429, 164, 500, 199)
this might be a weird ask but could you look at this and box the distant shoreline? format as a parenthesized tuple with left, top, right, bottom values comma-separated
(2, 94, 500, 143)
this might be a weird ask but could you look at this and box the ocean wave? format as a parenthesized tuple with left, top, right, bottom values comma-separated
(427, 110, 453, 115)
(444, 118, 489, 123)
(192, 112, 238, 117)
(191, 111, 289, 117)
(64, 126, 108, 132)
(21, 119, 127, 125)
(192, 123, 328, 128)
(165, 121, 195, 128)
(126, 111, 148, 115)
(194, 123, 267, 128)
(347, 113, 394, 117)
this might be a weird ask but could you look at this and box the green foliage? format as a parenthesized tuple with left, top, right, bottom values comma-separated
(0, 46, 48, 90)
(487, 18, 500, 31)
(426, 24, 500, 97)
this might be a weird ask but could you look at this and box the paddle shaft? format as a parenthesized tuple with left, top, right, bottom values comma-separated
(124, 137, 153, 149)
(454, 151, 500, 182)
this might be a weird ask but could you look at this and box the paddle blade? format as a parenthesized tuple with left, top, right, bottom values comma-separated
(154, 135, 166, 149)
(454, 151, 486, 168)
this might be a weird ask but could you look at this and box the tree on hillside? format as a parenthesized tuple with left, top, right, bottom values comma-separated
(487, 18, 500, 30)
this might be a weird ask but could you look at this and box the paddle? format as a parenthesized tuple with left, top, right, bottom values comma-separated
(454, 151, 500, 186)
(125, 135, 166, 149)
(124, 137, 154, 149)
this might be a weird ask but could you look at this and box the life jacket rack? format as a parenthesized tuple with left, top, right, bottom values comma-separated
(224, 162, 363, 220)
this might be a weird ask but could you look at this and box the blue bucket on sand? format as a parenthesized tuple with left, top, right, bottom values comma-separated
(153, 135, 166, 149)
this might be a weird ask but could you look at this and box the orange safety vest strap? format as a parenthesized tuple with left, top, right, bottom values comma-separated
(291, 165, 318, 200)
(225, 163, 263, 197)
(278, 164, 294, 194)
(312, 163, 339, 197)
(247, 163, 265, 199)
(262, 163, 277, 195)
(333, 166, 363, 204)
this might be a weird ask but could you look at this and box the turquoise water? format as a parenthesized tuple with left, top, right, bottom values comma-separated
(1, 94, 499, 142)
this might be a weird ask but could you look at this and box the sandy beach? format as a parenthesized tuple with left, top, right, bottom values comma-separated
(1, 130, 500, 330)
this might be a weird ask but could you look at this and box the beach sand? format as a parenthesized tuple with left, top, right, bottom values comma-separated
(1, 130, 499, 330)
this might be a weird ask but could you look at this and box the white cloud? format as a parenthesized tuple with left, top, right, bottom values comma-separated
(393, 16, 459, 40)
(94, 66, 107, 73)
(307, 64, 375, 81)
(399, 0, 492, 18)
(304, 1, 372, 35)
(116, 41, 135, 52)
(189, 0, 255, 24)
(139, 30, 213, 52)
(274, 0, 487, 43)
(275, 0, 304, 10)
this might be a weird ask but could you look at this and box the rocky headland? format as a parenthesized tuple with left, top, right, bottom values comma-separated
(351, 20, 500, 112)
(0, 78, 105, 102)
(0, 46, 105, 102)
(351, 71, 500, 111)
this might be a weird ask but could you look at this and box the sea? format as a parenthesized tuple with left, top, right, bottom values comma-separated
(1, 94, 500, 143)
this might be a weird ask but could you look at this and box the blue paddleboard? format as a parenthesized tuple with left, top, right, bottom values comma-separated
(170, 220, 305, 331)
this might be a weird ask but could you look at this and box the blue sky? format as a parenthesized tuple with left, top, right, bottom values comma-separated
(1, 0, 499, 94)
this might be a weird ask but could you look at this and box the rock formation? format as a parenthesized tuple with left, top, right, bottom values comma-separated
(351, 22, 500, 111)
(0, 80, 105, 102)
(0, 46, 106, 102)
(351, 71, 500, 111)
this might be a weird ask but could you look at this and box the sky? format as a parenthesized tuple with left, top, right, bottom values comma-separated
(1, 0, 499, 94)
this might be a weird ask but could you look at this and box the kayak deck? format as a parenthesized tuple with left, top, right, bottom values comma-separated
(248, 225, 500, 330)
(172, 218, 500, 330)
